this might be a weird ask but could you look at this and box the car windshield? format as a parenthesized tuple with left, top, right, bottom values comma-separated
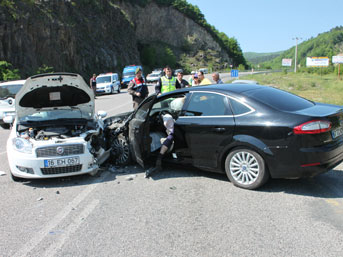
(246, 87, 314, 112)
(0, 84, 23, 99)
(96, 76, 111, 83)
(123, 71, 135, 78)
(18, 108, 93, 123)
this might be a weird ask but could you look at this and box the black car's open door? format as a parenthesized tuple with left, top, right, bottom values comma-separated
(128, 95, 157, 168)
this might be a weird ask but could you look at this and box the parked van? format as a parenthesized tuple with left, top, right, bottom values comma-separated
(121, 65, 143, 88)
(0, 79, 26, 129)
(199, 68, 209, 74)
(96, 73, 121, 94)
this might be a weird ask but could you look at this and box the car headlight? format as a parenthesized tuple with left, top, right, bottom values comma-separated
(12, 138, 32, 154)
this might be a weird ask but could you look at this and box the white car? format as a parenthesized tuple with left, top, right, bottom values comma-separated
(146, 71, 162, 84)
(231, 79, 259, 84)
(0, 80, 25, 129)
(7, 73, 111, 181)
(96, 72, 121, 94)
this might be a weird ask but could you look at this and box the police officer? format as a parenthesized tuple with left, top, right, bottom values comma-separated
(127, 67, 149, 109)
(155, 66, 181, 95)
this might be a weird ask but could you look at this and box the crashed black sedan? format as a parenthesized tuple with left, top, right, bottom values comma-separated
(106, 83, 343, 190)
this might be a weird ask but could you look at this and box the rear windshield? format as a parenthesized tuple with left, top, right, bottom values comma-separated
(246, 87, 314, 112)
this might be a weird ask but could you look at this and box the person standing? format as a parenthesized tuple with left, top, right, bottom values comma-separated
(198, 71, 212, 85)
(212, 72, 223, 84)
(128, 67, 149, 110)
(89, 73, 97, 97)
(192, 73, 200, 86)
(155, 66, 181, 95)
(176, 71, 189, 88)
(188, 71, 196, 85)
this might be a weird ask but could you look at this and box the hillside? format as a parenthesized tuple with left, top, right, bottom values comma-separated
(261, 26, 343, 69)
(0, 0, 246, 79)
(244, 51, 283, 65)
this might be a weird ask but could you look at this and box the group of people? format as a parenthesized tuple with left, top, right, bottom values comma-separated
(127, 66, 224, 110)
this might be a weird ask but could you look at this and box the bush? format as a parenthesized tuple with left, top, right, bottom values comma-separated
(0, 61, 21, 81)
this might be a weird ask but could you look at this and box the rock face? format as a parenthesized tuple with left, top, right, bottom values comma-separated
(0, 0, 232, 79)
(0, 0, 139, 79)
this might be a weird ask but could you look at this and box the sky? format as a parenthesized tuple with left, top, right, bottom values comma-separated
(187, 0, 343, 53)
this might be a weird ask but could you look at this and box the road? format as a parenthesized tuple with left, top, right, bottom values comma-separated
(1, 86, 343, 257)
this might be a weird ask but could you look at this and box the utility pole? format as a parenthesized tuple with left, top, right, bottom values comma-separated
(292, 37, 302, 73)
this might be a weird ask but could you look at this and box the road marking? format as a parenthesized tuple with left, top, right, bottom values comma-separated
(43, 199, 100, 257)
(13, 173, 110, 257)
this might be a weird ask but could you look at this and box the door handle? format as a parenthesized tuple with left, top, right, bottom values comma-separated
(212, 127, 226, 132)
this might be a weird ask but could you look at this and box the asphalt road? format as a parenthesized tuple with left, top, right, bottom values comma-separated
(1, 85, 343, 257)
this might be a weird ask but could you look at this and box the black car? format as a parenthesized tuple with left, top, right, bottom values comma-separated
(105, 83, 343, 190)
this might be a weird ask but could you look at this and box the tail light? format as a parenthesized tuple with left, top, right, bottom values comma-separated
(293, 120, 331, 134)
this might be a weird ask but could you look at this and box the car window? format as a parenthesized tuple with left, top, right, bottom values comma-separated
(246, 87, 314, 112)
(135, 96, 155, 120)
(151, 94, 187, 117)
(96, 76, 111, 83)
(184, 92, 232, 116)
(230, 98, 253, 115)
(0, 84, 23, 99)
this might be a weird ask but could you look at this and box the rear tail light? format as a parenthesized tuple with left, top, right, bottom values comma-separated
(293, 120, 331, 134)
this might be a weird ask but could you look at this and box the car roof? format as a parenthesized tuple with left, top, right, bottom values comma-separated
(160, 83, 267, 98)
(0, 80, 26, 86)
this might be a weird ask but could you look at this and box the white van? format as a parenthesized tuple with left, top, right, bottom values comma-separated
(96, 73, 121, 95)
(199, 68, 209, 74)
(0, 80, 25, 129)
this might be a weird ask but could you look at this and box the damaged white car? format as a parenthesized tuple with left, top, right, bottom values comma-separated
(7, 73, 111, 181)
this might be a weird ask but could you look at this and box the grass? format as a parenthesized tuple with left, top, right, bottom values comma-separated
(236, 72, 343, 105)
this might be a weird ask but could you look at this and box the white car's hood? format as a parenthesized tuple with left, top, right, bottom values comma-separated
(15, 73, 94, 120)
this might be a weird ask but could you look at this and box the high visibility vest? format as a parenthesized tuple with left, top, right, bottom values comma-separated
(161, 76, 176, 93)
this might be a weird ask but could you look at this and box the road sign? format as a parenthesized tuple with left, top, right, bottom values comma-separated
(306, 57, 329, 67)
(231, 69, 239, 78)
(282, 59, 292, 67)
(332, 56, 343, 64)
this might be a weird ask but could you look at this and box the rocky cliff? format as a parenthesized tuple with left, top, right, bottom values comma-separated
(0, 0, 233, 79)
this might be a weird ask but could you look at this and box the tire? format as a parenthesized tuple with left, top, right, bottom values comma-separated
(0, 123, 10, 129)
(224, 148, 269, 190)
(110, 86, 114, 94)
(10, 172, 26, 182)
(117, 87, 120, 94)
(109, 134, 131, 165)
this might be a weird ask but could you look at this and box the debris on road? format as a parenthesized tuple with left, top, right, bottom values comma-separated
(169, 186, 177, 190)
(0, 171, 6, 176)
(125, 174, 137, 181)
(56, 191, 60, 194)
(37, 197, 43, 201)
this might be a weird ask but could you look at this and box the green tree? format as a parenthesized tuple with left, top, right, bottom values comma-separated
(0, 61, 21, 80)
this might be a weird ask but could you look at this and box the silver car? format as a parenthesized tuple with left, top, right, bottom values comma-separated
(0, 80, 25, 129)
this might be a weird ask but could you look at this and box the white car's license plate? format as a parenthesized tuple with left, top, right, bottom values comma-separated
(44, 157, 80, 168)
(332, 127, 343, 139)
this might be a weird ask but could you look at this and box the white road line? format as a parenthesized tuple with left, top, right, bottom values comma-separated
(13, 173, 110, 257)
(43, 199, 100, 257)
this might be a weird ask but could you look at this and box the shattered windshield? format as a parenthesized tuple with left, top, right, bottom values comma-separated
(0, 84, 23, 99)
(96, 76, 111, 84)
(19, 108, 93, 123)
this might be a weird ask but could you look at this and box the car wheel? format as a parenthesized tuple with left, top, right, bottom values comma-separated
(0, 123, 10, 129)
(225, 148, 269, 190)
(110, 134, 131, 165)
(111, 86, 114, 94)
(117, 87, 120, 94)
(10, 172, 26, 182)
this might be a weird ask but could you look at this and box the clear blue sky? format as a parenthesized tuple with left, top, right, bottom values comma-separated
(187, 0, 343, 53)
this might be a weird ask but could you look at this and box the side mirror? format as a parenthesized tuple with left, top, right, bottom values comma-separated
(97, 110, 107, 119)
(3, 115, 14, 124)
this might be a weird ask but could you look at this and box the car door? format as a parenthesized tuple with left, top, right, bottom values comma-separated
(128, 95, 157, 167)
(177, 91, 235, 169)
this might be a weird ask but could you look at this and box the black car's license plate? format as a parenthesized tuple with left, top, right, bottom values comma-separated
(332, 127, 343, 139)
(44, 157, 80, 168)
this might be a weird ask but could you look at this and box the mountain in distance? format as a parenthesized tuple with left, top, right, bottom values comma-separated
(244, 51, 284, 65)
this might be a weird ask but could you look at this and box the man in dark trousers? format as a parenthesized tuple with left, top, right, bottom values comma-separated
(127, 67, 149, 110)
(89, 73, 97, 97)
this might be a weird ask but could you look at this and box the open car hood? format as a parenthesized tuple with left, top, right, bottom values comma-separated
(15, 73, 94, 120)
